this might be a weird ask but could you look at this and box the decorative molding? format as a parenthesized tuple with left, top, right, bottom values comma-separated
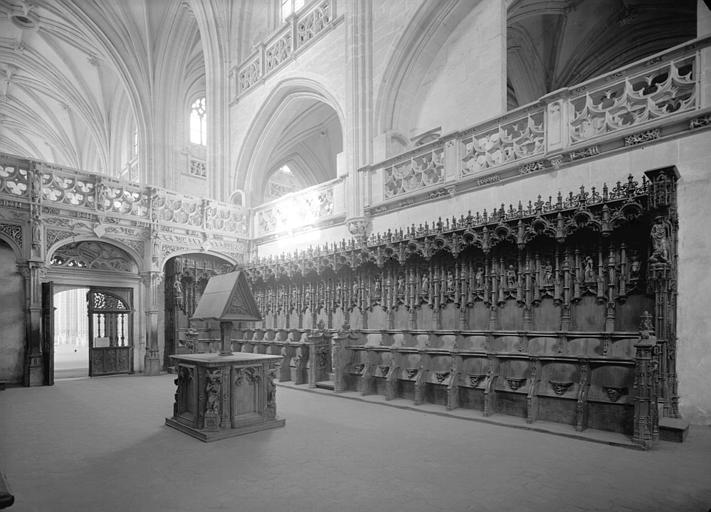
(0, 222, 22, 249)
(624, 128, 661, 146)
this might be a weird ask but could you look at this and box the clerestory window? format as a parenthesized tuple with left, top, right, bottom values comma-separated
(280, 0, 305, 22)
(190, 97, 206, 145)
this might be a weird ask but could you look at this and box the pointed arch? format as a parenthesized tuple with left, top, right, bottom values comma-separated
(374, 0, 481, 137)
(234, 76, 346, 207)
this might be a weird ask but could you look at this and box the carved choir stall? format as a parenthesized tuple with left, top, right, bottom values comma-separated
(166, 271, 285, 442)
(235, 167, 681, 449)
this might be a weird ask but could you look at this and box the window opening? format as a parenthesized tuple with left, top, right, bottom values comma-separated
(281, 0, 305, 22)
(190, 97, 207, 145)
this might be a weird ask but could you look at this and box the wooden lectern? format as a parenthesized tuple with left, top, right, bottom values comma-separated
(165, 271, 285, 442)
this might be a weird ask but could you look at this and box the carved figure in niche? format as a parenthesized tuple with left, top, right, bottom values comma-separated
(265, 368, 277, 418)
(506, 265, 517, 289)
(151, 234, 160, 262)
(173, 277, 184, 308)
(397, 274, 405, 296)
(542, 261, 554, 286)
(205, 370, 221, 415)
(30, 171, 42, 202)
(420, 273, 430, 295)
(475, 267, 484, 289)
(352, 280, 359, 301)
(31, 211, 42, 254)
(446, 270, 455, 293)
(584, 256, 595, 282)
(374, 277, 381, 298)
(629, 251, 641, 280)
(650, 217, 669, 263)
(97, 182, 110, 210)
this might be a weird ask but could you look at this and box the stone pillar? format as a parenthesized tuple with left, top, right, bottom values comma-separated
(644, 166, 680, 418)
(142, 271, 164, 376)
(633, 312, 658, 450)
(698, 0, 711, 108)
(19, 261, 46, 386)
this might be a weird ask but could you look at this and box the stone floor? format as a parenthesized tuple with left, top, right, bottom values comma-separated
(1, 374, 710, 512)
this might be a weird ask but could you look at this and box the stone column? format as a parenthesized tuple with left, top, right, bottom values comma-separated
(644, 166, 680, 418)
(698, 0, 711, 109)
(142, 271, 164, 376)
(19, 261, 46, 386)
(633, 312, 658, 450)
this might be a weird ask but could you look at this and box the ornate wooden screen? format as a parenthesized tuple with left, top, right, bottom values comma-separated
(88, 288, 133, 376)
(243, 168, 679, 438)
(163, 254, 236, 367)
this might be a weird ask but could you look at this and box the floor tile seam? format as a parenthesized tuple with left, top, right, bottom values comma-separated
(276, 382, 644, 450)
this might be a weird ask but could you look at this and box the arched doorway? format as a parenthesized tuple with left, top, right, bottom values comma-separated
(47, 239, 141, 379)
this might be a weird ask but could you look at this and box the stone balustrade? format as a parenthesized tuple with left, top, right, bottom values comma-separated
(252, 177, 344, 237)
(231, 0, 339, 100)
(363, 35, 711, 213)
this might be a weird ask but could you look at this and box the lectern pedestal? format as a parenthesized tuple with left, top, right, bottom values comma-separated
(166, 352, 285, 442)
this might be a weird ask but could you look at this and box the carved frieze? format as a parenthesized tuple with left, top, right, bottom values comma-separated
(50, 241, 137, 272)
(0, 223, 22, 249)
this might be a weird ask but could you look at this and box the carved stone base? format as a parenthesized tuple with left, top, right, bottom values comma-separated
(165, 417, 285, 442)
(28, 357, 44, 386)
(143, 353, 162, 376)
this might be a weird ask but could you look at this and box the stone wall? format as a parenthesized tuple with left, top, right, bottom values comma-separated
(0, 241, 26, 384)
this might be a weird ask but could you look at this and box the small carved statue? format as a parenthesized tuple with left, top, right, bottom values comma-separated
(543, 261, 553, 286)
(31, 214, 42, 254)
(421, 273, 430, 295)
(397, 275, 405, 296)
(584, 256, 595, 282)
(650, 217, 669, 263)
(205, 370, 221, 415)
(629, 252, 641, 280)
(474, 267, 484, 289)
(30, 171, 42, 202)
(506, 265, 517, 289)
(446, 270, 455, 293)
(173, 277, 183, 306)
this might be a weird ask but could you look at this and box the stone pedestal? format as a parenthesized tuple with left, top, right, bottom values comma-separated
(165, 352, 285, 442)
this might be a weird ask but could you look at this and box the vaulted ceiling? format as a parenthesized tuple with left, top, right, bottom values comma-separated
(0, 0, 205, 178)
(507, 0, 698, 108)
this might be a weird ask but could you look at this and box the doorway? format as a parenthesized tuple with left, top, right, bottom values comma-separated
(53, 287, 90, 380)
(52, 286, 134, 379)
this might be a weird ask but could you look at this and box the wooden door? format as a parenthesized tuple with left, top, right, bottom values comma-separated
(88, 288, 133, 376)
(42, 281, 54, 385)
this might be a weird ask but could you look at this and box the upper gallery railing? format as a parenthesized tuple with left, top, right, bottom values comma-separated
(253, 177, 343, 237)
(365, 36, 710, 207)
(0, 154, 248, 238)
(231, 0, 338, 100)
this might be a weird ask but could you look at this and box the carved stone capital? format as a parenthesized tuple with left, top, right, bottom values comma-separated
(346, 217, 369, 244)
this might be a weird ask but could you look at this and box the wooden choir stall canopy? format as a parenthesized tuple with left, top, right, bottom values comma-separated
(165, 271, 285, 442)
